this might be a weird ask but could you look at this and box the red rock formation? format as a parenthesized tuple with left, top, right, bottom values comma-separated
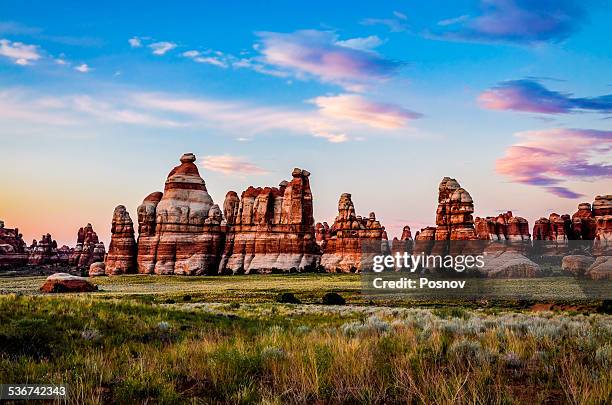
(400, 225, 412, 240)
(136, 153, 225, 275)
(104, 205, 137, 275)
(434, 177, 477, 241)
(68, 223, 105, 269)
(475, 212, 530, 241)
(0, 220, 28, 267)
(593, 195, 612, 255)
(571, 203, 597, 240)
(221, 168, 320, 274)
(28, 233, 60, 265)
(318, 193, 387, 273)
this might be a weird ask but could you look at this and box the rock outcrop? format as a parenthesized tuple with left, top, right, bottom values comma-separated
(28, 233, 60, 266)
(220, 168, 320, 274)
(592, 195, 612, 256)
(475, 212, 530, 241)
(571, 203, 596, 240)
(0, 221, 28, 267)
(68, 224, 105, 269)
(318, 193, 387, 272)
(104, 205, 137, 275)
(136, 153, 225, 275)
(40, 273, 98, 293)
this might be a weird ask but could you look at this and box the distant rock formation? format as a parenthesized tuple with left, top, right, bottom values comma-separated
(475, 211, 530, 241)
(0, 220, 28, 267)
(28, 233, 61, 266)
(318, 193, 388, 273)
(136, 153, 225, 275)
(104, 205, 137, 275)
(220, 168, 319, 274)
(592, 195, 611, 256)
(68, 224, 105, 269)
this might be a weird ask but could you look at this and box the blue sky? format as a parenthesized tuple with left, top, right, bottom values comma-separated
(0, 0, 611, 246)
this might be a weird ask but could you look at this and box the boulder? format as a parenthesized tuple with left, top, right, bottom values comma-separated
(89, 262, 106, 277)
(561, 255, 595, 277)
(586, 256, 611, 280)
(40, 273, 98, 293)
(480, 251, 541, 278)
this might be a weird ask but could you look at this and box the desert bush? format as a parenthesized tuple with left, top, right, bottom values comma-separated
(322, 292, 345, 305)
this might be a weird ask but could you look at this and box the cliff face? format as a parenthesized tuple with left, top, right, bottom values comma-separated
(136, 153, 225, 275)
(220, 168, 320, 274)
(317, 193, 387, 273)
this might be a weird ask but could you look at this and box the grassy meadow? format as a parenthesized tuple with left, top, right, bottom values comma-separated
(0, 274, 611, 404)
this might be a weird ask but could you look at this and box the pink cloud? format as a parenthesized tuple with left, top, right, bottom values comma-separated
(201, 155, 268, 175)
(496, 128, 612, 198)
(255, 30, 401, 91)
(479, 79, 612, 114)
(311, 94, 421, 129)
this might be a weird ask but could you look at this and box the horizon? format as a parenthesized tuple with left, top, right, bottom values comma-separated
(1, 0, 611, 247)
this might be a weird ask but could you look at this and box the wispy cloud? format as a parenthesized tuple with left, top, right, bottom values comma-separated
(496, 128, 612, 198)
(311, 94, 421, 129)
(254, 30, 402, 91)
(434, 0, 585, 44)
(479, 79, 612, 114)
(201, 155, 269, 175)
(182, 50, 229, 68)
(0, 87, 420, 143)
(149, 41, 176, 55)
(128, 37, 142, 48)
(361, 11, 409, 32)
(74, 63, 91, 73)
(0, 38, 41, 65)
(335, 35, 384, 51)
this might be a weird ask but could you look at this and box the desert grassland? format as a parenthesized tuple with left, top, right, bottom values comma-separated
(0, 273, 608, 305)
(0, 274, 611, 404)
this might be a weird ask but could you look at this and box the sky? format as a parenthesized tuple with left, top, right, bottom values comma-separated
(0, 0, 611, 247)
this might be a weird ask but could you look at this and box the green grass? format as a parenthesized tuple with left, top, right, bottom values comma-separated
(0, 274, 611, 403)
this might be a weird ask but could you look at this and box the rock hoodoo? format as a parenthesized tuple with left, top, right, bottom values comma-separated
(317, 193, 388, 272)
(434, 177, 477, 241)
(220, 168, 319, 273)
(68, 224, 105, 269)
(103, 205, 137, 275)
(136, 153, 225, 275)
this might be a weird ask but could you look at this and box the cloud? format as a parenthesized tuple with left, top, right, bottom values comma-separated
(335, 35, 384, 51)
(496, 128, 612, 198)
(254, 30, 402, 91)
(128, 37, 142, 48)
(74, 63, 91, 73)
(0, 87, 420, 143)
(149, 41, 176, 55)
(182, 50, 230, 68)
(435, 0, 585, 44)
(201, 155, 268, 175)
(479, 79, 612, 114)
(311, 94, 422, 129)
(361, 12, 409, 32)
(0, 38, 41, 65)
